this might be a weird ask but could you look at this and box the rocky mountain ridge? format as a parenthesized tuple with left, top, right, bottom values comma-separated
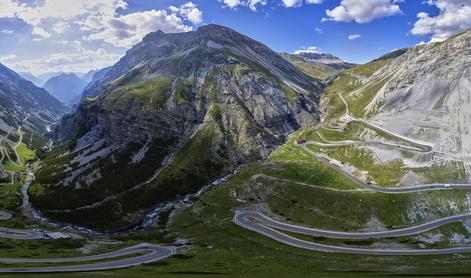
(31, 24, 323, 230)
(281, 52, 355, 80)
(357, 30, 471, 159)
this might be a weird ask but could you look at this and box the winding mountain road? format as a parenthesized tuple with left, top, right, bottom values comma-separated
(0, 172, 175, 272)
(234, 211, 471, 255)
(0, 211, 11, 220)
(0, 208, 175, 271)
(234, 92, 471, 255)
(0, 210, 44, 239)
(300, 143, 471, 193)
(0, 244, 175, 273)
(335, 93, 433, 152)
(236, 210, 471, 239)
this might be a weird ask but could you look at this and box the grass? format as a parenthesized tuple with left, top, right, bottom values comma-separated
(414, 162, 467, 184)
(347, 59, 392, 78)
(346, 76, 392, 118)
(204, 74, 218, 102)
(124, 161, 471, 278)
(2, 143, 35, 173)
(16, 143, 35, 162)
(172, 78, 194, 105)
(6, 131, 471, 277)
(289, 60, 337, 80)
(280, 83, 297, 105)
(104, 76, 172, 110)
(306, 142, 407, 186)
(266, 141, 358, 189)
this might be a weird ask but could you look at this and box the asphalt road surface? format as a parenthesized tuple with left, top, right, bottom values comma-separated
(0, 183, 175, 272)
(0, 243, 175, 273)
(0, 211, 11, 220)
(234, 107, 471, 255)
(234, 211, 471, 255)
(300, 144, 471, 193)
(236, 210, 471, 239)
(0, 208, 175, 272)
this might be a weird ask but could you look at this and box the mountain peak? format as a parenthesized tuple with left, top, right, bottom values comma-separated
(293, 52, 346, 64)
(141, 29, 168, 42)
(43, 24, 322, 230)
(43, 72, 87, 105)
(84, 24, 318, 99)
(197, 24, 236, 34)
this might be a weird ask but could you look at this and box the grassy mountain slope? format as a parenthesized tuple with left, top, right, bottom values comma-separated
(30, 24, 323, 230)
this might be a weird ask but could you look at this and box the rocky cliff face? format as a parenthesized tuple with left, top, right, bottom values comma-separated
(356, 30, 471, 159)
(32, 24, 322, 230)
(291, 52, 349, 66)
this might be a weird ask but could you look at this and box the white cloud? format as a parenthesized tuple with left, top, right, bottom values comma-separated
(315, 27, 323, 33)
(0, 0, 128, 38)
(170, 2, 203, 24)
(348, 34, 362, 40)
(416, 41, 427, 46)
(0, 1, 203, 74)
(222, 0, 242, 9)
(411, 0, 471, 42)
(324, 0, 402, 23)
(0, 1, 203, 44)
(0, 54, 17, 62)
(282, 0, 302, 7)
(4, 42, 121, 75)
(51, 21, 70, 34)
(221, 0, 322, 10)
(282, 0, 325, 7)
(221, 0, 267, 11)
(293, 46, 321, 54)
(0, 29, 13, 34)
(85, 9, 194, 48)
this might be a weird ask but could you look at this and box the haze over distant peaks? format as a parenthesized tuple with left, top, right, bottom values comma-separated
(42, 73, 87, 106)
(0, 63, 68, 133)
(281, 51, 355, 80)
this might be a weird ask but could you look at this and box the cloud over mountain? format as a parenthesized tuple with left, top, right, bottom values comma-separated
(411, 0, 471, 42)
(0, 0, 203, 73)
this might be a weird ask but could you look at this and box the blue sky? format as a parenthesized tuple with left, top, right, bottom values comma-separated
(0, 0, 468, 74)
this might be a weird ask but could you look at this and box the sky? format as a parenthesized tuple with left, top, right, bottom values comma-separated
(0, 0, 469, 75)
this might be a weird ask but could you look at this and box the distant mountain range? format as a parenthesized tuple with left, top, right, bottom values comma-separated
(281, 52, 355, 80)
(80, 69, 99, 83)
(21, 70, 97, 86)
(19, 72, 43, 87)
(0, 63, 68, 134)
(20, 69, 110, 107)
(42, 73, 88, 106)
